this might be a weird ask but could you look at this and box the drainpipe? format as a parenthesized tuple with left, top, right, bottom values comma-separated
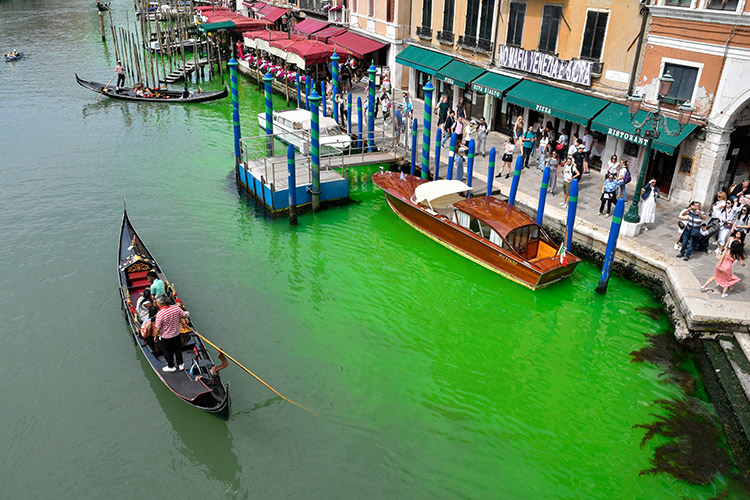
(628, 5, 650, 97)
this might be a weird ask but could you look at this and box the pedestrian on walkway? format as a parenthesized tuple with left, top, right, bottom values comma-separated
(561, 157, 580, 208)
(702, 239, 746, 297)
(537, 130, 549, 171)
(599, 173, 618, 217)
(606, 154, 619, 177)
(441, 110, 455, 148)
(717, 199, 738, 253)
(522, 125, 535, 169)
(617, 159, 631, 200)
(455, 147, 466, 181)
(573, 145, 586, 180)
(513, 117, 524, 142)
(436, 95, 450, 127)
(547, 151, 560, 195)
(497, 137, 515, 179)
(582, 129, 593, 175)
(393, 104, 403, 148)
(556, 130, 568, 161)
(639, 178, 660, 230)
(454, 116, 465, 146)
(456, 98, 466, 120)
(476, 117, 488, 157)
(677, 201, 707, 261)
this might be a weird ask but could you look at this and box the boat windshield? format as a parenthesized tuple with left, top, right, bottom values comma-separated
(506, 224, 540, 259)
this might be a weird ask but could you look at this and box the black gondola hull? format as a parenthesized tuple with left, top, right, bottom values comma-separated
(77, 74, 227, 103)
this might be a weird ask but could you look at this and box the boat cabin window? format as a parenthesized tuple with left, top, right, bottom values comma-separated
(506, 224, 540, 259)
(293, 121, 303, 130)
(452, 209, 471, 229)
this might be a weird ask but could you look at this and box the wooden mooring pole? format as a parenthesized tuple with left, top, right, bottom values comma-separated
(98, 11, 106, 42)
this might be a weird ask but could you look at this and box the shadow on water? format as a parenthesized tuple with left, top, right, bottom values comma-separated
(630, 330, 750, 497)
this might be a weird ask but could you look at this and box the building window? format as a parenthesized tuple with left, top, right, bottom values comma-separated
(369, 0, 373, 16)
(443, 0, 455, 33)
(539, 5, 562, 54)
(580, 10, 608, 61)
(506, 2, 525, 47)
(663, 63, 699, 103)
(706, 0, 739, 10)
(663, 0, 691, 6)
(421, 0, 432, 28)
(465, 0, 481, 38)
(387, 0, 394, 22)
(478, 0, 495, 42)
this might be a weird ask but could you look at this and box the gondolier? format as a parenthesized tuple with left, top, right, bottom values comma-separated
(115, 61, 125, 88)
(154, 295, 189, 372)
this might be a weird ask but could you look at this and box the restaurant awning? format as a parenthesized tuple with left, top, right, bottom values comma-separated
(505, 80, 609, 125)
(436, 59, 486, 89)
(312, 26, 348, 42)
(198, 21, 236, 33)
(246, 30, 304, 50)
(329, 32, 386, 60)
(591, 103, 698, 155)
(293, 18, 328, 35)
(257, 5, 287, 23)
(471, 71, 521, 99)
(395, 45, 452, 76)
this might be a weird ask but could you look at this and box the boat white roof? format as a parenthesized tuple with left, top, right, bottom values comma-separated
(271, 109, 339, 129)
(414, 180, 472, 205)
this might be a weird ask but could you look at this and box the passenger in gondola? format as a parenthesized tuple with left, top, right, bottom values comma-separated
(146, 270, 165, 297)
(135, 288, 153, 322)
(140, 305, 160, 349)
(182, 86, 190, 99)
(134, 83, 145, 97)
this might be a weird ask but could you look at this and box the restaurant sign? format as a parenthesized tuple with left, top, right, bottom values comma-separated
(606, 127, 648, 146)
(496, 46, 592, 87)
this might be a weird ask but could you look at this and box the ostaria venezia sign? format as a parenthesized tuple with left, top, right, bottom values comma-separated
(496, 46, 593, 86)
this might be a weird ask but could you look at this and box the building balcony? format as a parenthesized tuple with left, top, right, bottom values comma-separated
(299, 0, 329, 16)
(477, 38, 493, 53)
(458, 34, 477, 49)
(437, 30, 454, 44)
(416, 26, 432, 40)
(457, 35, 493, 54)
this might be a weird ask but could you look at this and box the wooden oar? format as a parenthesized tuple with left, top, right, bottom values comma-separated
(97, 74, 117, 101)
(189, 328, 318, 416)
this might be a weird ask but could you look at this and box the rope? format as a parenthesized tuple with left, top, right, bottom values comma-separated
(189, 328, 318, 416)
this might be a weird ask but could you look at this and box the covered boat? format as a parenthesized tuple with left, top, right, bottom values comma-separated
(75, 74, 227, 103)
(257, 108, 351, 154)
(118, 209, 230, 418)
(372, 171, 580, 290)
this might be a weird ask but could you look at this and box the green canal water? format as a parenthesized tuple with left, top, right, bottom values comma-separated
(0, 1, 744, 498)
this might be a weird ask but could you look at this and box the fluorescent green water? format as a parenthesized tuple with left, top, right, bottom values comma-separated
(0, 1, 741, 498)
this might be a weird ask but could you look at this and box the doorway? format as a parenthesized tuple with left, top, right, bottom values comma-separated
(647, 150, 678, 197)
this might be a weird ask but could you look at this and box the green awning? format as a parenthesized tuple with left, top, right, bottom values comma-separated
(436, 60, 486, 89)
(505, 80, 609, 125)
(471, 71, 521, 99)
(395, 45, 452, 76)
(591, 103, 697, 155)
(198, 21, 235, 33)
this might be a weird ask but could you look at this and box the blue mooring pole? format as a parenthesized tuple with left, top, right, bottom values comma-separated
(309, 90, 322, 211)
(466, 139, 475, 193)
(331, 51, 339, 124)
(367, 63, 376, 152)
(421, 81, 434, 180)
(305, 77, 311, 111)
(263, 72, 274, 157)
(347, 92, 352, 135)
(537, 164, 551, 225)
(295, 73, 301, 109)
(566, 178, 579, 251)
(228, 59, 242, 182)
(595, 197, 625, 294)
(486, 147, 496, 198)
(320, 81, 327, 117)
(434, 129, 442, 180)
(410, 118, 418, 176)
(287, 144, 297, 225)
(356, 97, 363, 150)
(508, 155, 524, 205)
(447, 132, 457, 180)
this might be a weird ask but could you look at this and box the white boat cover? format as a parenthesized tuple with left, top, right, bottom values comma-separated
(414, 180, 472, 209)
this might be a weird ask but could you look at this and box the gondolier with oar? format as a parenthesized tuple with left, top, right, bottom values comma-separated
(154, 295, 189, 372)
(114, 61, 125, 89)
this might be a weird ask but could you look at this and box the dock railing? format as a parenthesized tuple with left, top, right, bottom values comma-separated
(239, 130, 397, 189)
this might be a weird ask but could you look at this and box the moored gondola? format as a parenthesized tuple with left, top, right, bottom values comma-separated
(76, 74, 227, 103)
(118, 208, 230, 418)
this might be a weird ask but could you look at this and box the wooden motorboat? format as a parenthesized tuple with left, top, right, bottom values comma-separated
(118, 208, 230, 418)
(257, 108, 351, 154)
(75, 74, 228, 103)
(372, 171, 580, 290)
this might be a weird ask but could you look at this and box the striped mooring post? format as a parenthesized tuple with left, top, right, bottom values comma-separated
(308, 90, 322, 211)
(434, 128, 442, 180)
(566, 178, 579, 251)
(486, 147, 496, 198)
(305, 76, 311, 111)
(508, 155, 524, 205)
(228, 59, 242, 181)
(421, 81, 434, 180)
(347, 92, 352, 135)
(287, 144, 297, 225)
(595, 197, 626, 294)
(367, 62, 376, 152)
(331, 51, 339, 125)
(447, 132, 457, 180)
(295, 73, 301, 109)
(466, 139, 475, 192)
(410, 118, 418, 176)
(537, 164, 551, 225)
(320, 81, 326, 117)
(263, 72, 274, 157)
(356, 97, 363, 150)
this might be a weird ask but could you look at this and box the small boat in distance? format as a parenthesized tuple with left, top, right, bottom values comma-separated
(5, 51, 23, 62)
(96, 1, 111, 11)
(118, 208, 230, 418)
(257, 108, 351, 155)
(372, 171, 580, 290)
(75, 74, 227, 103)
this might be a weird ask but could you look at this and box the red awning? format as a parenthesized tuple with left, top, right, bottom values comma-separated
(244, 29, 303, 41)
(258, 6, 288, 23)
(231, 17, 269, 31)
(270, 39, 350, 65)
(250, 1, 267, 11)
(196, 6, 232, 12)
(329, 31, 386, 60)
(311, 26, 347, 42)
(293, 18, 329, 35)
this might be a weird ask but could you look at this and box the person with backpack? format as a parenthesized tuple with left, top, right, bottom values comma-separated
(617, 159, 632, 201)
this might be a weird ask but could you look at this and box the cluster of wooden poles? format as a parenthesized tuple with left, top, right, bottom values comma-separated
(100, 0, 226, 89)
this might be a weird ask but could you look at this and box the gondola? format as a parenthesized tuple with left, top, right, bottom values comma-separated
(118, 208, 230, 418)
(5, 51, 23, 62)
(96, 1, 111, 11)
(75, 74, 228, 103)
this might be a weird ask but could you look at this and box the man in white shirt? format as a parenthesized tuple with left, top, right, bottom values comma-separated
(582, 129, 593, 175)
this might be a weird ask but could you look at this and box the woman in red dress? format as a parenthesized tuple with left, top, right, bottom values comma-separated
(702, 239, 746, 297)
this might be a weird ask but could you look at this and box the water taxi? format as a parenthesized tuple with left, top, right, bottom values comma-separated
(257, 108, 351, 155)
